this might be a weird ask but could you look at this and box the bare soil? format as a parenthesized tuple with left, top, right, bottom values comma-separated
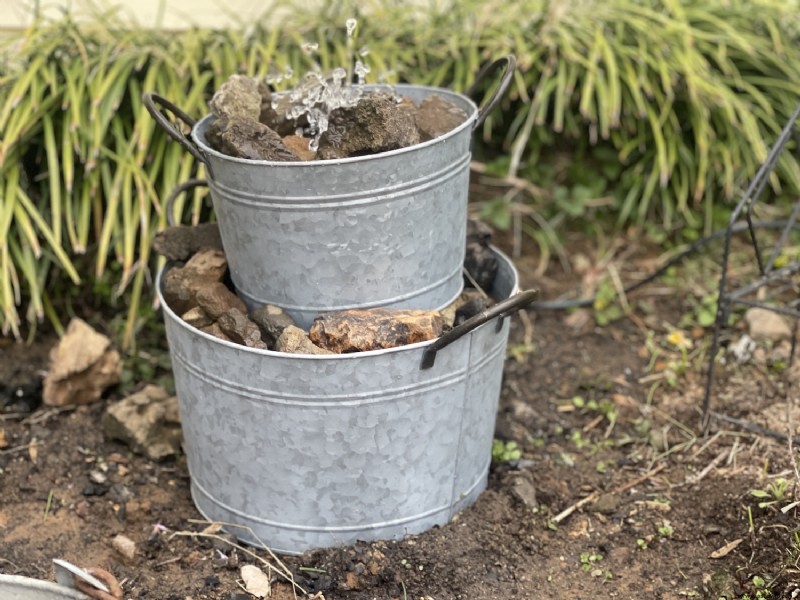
(2, 232, 799, 599)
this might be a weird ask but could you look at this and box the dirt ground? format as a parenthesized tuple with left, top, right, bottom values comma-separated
(2, 231, 800, 599)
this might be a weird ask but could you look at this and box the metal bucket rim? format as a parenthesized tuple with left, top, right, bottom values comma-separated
(190, 83, 479, 168)
(157, 246, 518, 361)
(0, 574, 89, 599)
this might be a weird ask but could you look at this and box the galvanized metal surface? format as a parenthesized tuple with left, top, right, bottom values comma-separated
(0, 575, 89, 600)
(159, 248, 523, 554)
(190, 84, 475, 328)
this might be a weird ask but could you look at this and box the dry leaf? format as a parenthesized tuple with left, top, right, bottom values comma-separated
(709, 538, 743, 559)
(201, 522, 224, 535)
(241, 564, 271, 598)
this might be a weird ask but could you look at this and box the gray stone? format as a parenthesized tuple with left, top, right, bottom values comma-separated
(196, 281, 248, 320)
(152, 223, 223, 261)
(217, 309, 268, 349)
(209, 74, 262, 121)
(275, 325, 334, 355)
(317, 92, 420, 160)
(181, 306, 213, 329)
(415, 93, 469, 142)
(43, 318, 121, 407)
(201, 322, 233, 342)
(510, 474, 538, 508)
(309, 308, 444, 353)
(745, 307, 793, 342)
(206, 116, 298, 161)
(102, 384, 182, 461)
(249, 304, 296, 347)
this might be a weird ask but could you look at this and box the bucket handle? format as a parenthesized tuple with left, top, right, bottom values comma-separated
(142, 92, 210, 170)
(468, 54, 517, 131)
(420, 287, 537, 369)
(164, 178, 209, 227)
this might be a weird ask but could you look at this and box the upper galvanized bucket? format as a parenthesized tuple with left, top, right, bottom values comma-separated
(144, 56, 515, 329)
(158, 247, 535, 554)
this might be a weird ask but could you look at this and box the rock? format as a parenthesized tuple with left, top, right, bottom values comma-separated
(217, 309, 268, 349)
(730, 334, 757, 364)
(209, 74, 262, 122)
(317, 92, 420, 160)
(309, 308, 444, 353)
(206, 116, 298, 161)
(592, 493, 620, 514)
(249, 304, 296, 347)
(162, 248, 229, 315)
(111, 534, 137, 561)
(275, 326, 334, 355)
(181, 306, 213, 329)
(415, 93, 469, 141)
(440, 289, 488, 328)
(102, 384, 182, 461)
(745, 307, 793, 342)
(258, 82, 299, 136)
(42, 319, 121, 407)
(510, 474, 538, 508)
(464, 219, 497, 292)
(152, 223, 223, 261)
(196, 282, 248, 320)
(281, 135, 316, 160)
(201, 322, 233, 342)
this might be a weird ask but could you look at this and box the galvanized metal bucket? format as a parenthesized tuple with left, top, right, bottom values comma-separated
(158, 247, 534, 554)
(144, 56, 516, 329)
(0, 559, 117, 600)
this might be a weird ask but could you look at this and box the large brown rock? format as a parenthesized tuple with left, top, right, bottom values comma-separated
(206, 116, 298, 161)
(217, 309, 268, 349)
(281, 135, 317, 161)
(43, 318, 121, 406)
(161, 248, 228, 315)
(415, 93, 469, 141)
(152, 223, 223, 261)
(275, 325, 334, 355)
(309, 308, 444, 353)
(317, 92, 420, 160)
(196, 282, 248, 320)
(102, 384, 182, 461)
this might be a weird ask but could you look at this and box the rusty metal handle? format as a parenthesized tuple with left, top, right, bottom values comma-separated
(421, 288, 537, 369)
(468, 55, 517, 130)
(142, 92, 209, 169)
(165, 178, 209, 227)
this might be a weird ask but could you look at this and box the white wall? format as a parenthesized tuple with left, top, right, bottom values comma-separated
(0, 0, 285, 30)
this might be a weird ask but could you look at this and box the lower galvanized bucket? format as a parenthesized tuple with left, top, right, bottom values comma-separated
(159, 248, 526, 554)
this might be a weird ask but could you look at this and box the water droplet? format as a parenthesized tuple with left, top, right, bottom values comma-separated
(358, 45, 370, 57)
(301, 42, 319, 55)
(346, 18, 357, 37)
(295, 127, 304, 136)
(354, 60, 370, 85)
(284, 66, 294, 79)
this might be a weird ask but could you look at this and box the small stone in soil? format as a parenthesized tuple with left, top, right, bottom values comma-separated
(309, 308, 444, 353)
(415, 93, 469, 142)
(275, 325, 335, 355)
(317, 92, 420, 160)
(217, 309, 268, 349)
(111, 534, 137, 561)
(102, 384, 182, 461)
(249, 304, 296, 347)
(206, 116, 298, 161)
(209, 74, 262, 122)
(42, 318, 121, 407)
(152, 223, 223, 261)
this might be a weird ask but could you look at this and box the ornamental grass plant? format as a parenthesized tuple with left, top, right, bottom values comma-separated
(1, 0, 799, 346)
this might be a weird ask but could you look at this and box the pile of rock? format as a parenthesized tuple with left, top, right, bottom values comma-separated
(156, 221, 497, 355)
(204, 74, 469, 161)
